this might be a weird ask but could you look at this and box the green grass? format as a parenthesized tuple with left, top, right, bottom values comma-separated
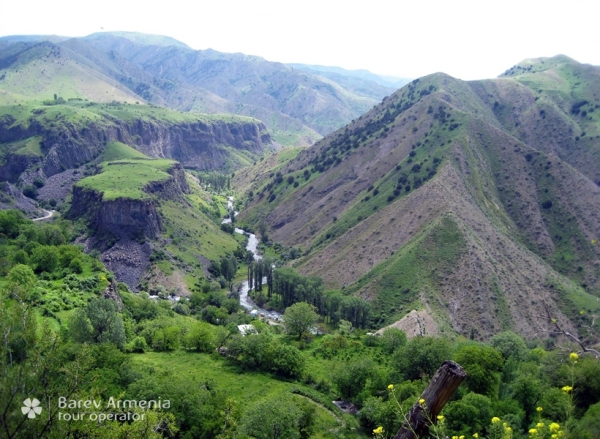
(14, 136, 42, 156)
(130, 342, 368, 438)
(76, 158, 175, 200)
(102, 141, 148, 161)
(0, 135, 43, 164)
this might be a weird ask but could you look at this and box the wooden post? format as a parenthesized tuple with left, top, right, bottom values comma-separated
(394, 360, 466, 439)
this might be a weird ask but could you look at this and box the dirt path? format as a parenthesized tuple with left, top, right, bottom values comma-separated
(32, 210, 54, 222)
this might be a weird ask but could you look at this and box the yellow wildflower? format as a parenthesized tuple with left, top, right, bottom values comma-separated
(549, 423, 560, 432)
(452, 436, 458, 439)
(529, 429, 538, 435)
(419, 398, 425, 405)
(473, 434, 479, 438)
(387, 384, 394, 390)
(437, 415, 445, 422)
(536, 406, 543, 412)
(459, 436, 465, 439)
(592, 239, 597, 245)
(373, 426, 384, 434)
(562, 385, 573, 393)
(570, 352, 579, 361)
(536, 422, 544, 428)
(492, 417, 501, 424)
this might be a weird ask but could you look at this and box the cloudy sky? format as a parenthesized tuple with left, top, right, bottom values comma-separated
(1, 0, 599, 80)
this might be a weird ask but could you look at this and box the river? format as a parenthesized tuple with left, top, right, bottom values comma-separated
(222, 197, 282, 320)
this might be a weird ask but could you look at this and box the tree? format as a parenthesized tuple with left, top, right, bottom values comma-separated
(185, 322, 215, 352)
(393, 336, 452, 381)
(31, 246, 59, 273)
(490, 331, 529, 362)
(238, 394, 302, 439)
(68, 308, 94, 343)
(283, 302, 318, 340)
(380, 327, 407, 354)
(7, 264, 36, 302)
(270, 344, 305, 378)
(86, 298, 126, 349)
(454, 344, 504, 398)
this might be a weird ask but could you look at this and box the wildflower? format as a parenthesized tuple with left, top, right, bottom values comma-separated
(536, 406, 543, 412)
(570, 352, 579, 361)
(459, 436, 464, 439)
(419, 398, 425, 405)
(580, 310, 585, 315)
(492, 417, 501, 424)
(387, 384, 394, 390)
(473, 434, 479, 438)
(437, 415, 445, 422)
(373, 426, 384, 434)
(562, 385, 573, 393)
(549, 423, 560, 432)
(536, 422, 544, 428)
(529, 429, 537, 435)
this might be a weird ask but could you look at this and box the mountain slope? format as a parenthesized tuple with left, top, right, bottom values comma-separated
(237, 56, 600, 339)
(0, 33, 400, 146)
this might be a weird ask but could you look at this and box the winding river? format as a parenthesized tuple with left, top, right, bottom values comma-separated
(222, 197, 282, 320)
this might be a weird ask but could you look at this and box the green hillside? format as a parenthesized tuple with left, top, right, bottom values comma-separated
(237, 55, 600, 340)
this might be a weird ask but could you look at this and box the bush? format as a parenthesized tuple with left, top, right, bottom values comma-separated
(23, 185, 38, 199)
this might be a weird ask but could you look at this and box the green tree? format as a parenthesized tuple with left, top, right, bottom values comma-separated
(31, 245, 59, 273)
(238, 394, 302, 439)
(68, 308, 94, 343)
(270, 344, 305, 378)
(393, 336, 452, 381)
(380, 327, 407, 354)
(490, 331, 529, 362)
(7, 264, 36, 302)
(185, 321, 215, 352)
(444, 392, 493, 436)
(86, 298, 126, 349)
(283, 302, 318, 340)
(454, 344, 504, 398)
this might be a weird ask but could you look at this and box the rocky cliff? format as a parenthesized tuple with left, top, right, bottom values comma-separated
(0, 111, 275, 184)
(69, 162, 189, 240)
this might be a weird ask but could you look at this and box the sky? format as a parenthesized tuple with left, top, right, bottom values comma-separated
(1, 0, 600, 81)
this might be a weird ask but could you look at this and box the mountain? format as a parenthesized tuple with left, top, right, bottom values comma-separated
(237, 55, 600, 340)
(287, 63, 410, 88)
(0, 33, 400, 146)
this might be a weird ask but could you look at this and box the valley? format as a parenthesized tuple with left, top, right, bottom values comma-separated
(0, 29, 599, 439)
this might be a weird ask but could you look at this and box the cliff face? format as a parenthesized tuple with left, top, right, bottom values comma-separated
(68, 162, 189, 239)
(0, 115, 274, 183)
(70, 186, 162, 240)
(68, 162, 191, 289)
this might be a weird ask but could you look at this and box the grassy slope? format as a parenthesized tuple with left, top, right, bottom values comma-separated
(76, 158, 175, 200)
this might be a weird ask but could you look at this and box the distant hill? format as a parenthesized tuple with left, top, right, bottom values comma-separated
(237, 55, 600, 340)
(0, 32, 401, 146)
(287, 63, 410, 88)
